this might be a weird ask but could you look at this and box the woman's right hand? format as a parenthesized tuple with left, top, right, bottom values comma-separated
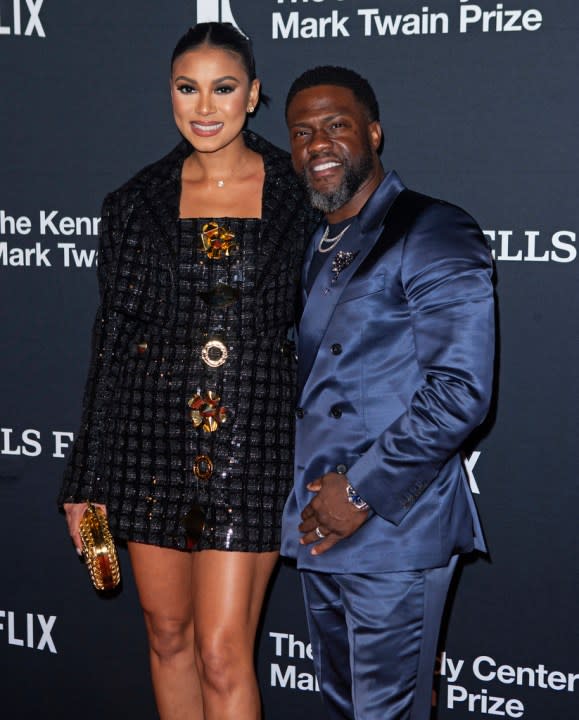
(63, 502, 108, 556)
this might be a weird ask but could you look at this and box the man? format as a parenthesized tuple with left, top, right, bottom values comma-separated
(281, 66, 494, 720)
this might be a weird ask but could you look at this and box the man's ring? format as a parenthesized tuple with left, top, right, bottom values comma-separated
(315, 526, 326, 539)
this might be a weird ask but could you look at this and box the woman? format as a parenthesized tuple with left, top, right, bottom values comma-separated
(59, 22, 315, 720)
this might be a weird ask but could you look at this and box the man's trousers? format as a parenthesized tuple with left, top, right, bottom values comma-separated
(301, 556, 458, 719)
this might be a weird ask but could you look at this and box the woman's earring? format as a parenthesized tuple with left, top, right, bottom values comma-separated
(247, 105, 255, 113)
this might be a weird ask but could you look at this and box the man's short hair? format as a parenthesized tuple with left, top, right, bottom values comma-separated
(285, 66, 380, 122)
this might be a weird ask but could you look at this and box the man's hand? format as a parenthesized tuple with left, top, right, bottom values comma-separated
(299, 472, 369, 555)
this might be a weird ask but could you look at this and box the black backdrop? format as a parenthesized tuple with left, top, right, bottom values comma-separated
(1, 1, 577, 718)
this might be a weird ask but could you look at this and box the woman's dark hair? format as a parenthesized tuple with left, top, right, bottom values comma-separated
(171, 22, 256, 80)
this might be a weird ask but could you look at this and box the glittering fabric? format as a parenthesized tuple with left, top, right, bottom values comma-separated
(58, 132, 318, 552)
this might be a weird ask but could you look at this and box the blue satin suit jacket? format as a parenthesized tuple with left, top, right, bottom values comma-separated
(281, 171, 495, 573)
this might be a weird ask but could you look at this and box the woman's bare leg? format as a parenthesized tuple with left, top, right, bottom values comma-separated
(128, 542, 203, 720)
(191, 550, 278, 720)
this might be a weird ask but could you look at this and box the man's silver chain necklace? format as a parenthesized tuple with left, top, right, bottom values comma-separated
(318, 223, 352, 253)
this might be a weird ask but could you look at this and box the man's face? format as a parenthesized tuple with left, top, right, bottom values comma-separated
(286, 84, 382, 216)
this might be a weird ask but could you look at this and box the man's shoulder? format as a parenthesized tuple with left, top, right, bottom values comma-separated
(393, 187, 437, 221)
(398, 191, 491, 272)
(406, 193, 483, 240)
(393, 183, 481, 233)
(360, 180, 490, 273)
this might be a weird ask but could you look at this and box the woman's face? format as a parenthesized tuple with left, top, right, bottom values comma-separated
(171, 45, 259, 154)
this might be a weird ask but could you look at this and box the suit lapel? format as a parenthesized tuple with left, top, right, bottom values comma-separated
(300, 224, 324, 308)
(297, 172, 406, 393)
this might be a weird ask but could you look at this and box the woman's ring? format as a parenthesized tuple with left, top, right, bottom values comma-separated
(315, 526, 326, 539)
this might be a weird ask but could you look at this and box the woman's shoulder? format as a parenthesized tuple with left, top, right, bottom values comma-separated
(106, 140, 190, 205)
(243, 131, 296, 179)
(245, 131, 321, 233)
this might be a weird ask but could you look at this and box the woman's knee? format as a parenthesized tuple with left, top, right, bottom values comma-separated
(143, 610, 194, 662)
(195, 632, 251, 693)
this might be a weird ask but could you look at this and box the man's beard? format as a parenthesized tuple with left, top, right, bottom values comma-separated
(301, 147, 374, 214)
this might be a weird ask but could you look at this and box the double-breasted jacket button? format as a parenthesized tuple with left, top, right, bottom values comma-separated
(336, 463, 348, 474)
(330, 405, 342, 419)
(331, 343, 342, 355)
(295, 407, 305, 419)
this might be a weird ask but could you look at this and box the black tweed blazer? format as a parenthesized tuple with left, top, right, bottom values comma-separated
(58, 132, 316, 548)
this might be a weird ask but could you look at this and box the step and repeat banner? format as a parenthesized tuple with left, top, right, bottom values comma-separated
(1, 1, 577, 718)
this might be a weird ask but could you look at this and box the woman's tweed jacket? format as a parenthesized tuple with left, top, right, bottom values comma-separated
(58, 131, 316, 551)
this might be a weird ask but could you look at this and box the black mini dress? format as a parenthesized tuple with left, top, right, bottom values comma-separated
(94, 217, 300, 552)
(162, 217, 297, 551)
(58, 134, 315, 552)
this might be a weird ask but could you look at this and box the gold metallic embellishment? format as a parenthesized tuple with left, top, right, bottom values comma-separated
(188, 391, 228, 432)
(201, 339, 228, 368)
(79, 503, 121, 592)
(193, 455, 214, 481)
(201, 221, 238, 260)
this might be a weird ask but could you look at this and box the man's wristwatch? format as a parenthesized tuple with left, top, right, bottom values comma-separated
(346, 483, 370, 511)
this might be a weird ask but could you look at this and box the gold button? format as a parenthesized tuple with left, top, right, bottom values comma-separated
(201, 340, 228, 368)
(193, 455, 214, 481)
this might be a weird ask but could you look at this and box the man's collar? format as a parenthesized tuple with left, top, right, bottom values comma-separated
(356, 170, 406, 232)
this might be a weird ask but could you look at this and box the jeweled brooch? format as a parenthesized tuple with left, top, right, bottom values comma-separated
(188, 391, 228, 432)
(200, 221, 238, 260)
(331, 250, 358, 284)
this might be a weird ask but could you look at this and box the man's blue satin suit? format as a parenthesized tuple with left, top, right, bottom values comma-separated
(281, 171, 495, 718)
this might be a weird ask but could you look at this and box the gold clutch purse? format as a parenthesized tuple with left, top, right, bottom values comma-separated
(79, 502, 121, 591)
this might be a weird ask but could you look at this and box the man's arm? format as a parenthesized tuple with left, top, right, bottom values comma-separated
(347, 201, 495, 523)
(300, 201, 495, 552)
